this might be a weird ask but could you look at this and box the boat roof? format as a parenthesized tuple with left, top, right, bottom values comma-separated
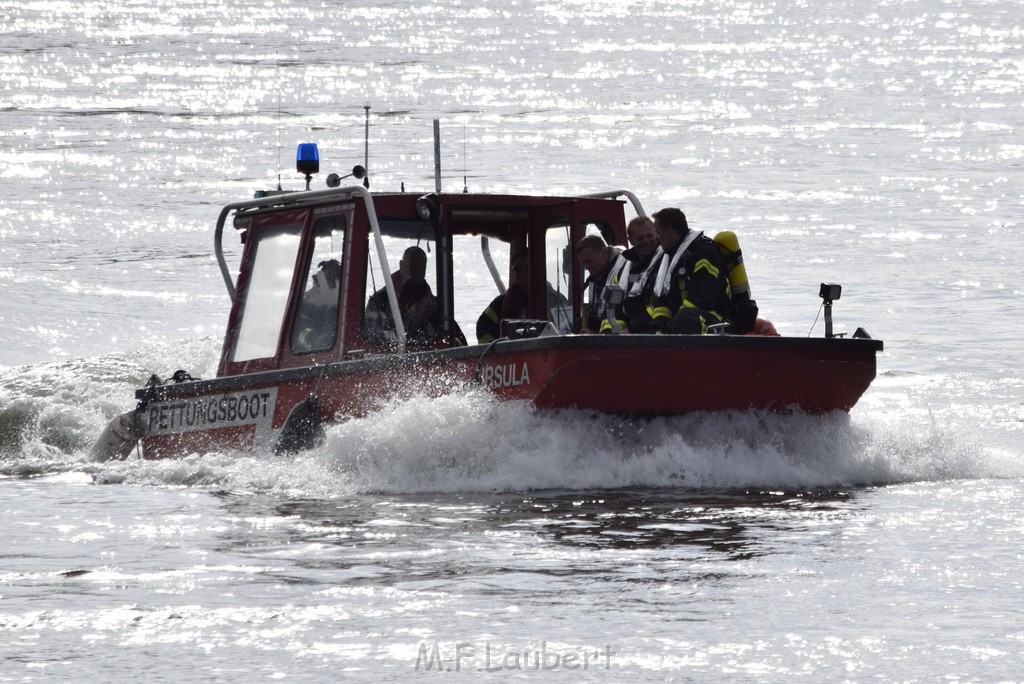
(229, 189, 639, 241)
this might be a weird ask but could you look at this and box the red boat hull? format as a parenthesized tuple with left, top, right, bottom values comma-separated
(134, 334, 881, 459)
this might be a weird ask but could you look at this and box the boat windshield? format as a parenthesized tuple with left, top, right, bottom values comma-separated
(231, 223, 303, 362)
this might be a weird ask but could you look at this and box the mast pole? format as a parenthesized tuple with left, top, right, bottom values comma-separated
(363, 105, 370, 189)
(433, 118, 442, 193)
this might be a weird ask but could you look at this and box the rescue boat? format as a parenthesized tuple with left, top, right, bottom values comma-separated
(92, 135, 883, 460)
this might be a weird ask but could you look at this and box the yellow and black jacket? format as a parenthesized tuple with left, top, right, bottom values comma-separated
(645, 231, 732, 333)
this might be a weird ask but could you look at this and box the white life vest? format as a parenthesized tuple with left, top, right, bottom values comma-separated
(653, 231, 702, 298)
(615, 246, 663, 297)
(586, 247, 625, 315)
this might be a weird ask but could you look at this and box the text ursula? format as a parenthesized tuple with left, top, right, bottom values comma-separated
(478, 362, 531, 389)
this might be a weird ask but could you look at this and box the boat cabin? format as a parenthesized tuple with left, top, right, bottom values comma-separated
(214, 184, 638, 377)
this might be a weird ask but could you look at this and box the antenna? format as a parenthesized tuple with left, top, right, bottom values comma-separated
(276, 63, 282, 190)
(433, 118, 441, 193)
(363, 105, 370, 189)
(463, 123, 468, 193)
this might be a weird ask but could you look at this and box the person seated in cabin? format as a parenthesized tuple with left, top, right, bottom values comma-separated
(477, 251, 529, 344)
(476, 251, 570, 343)
(594, 215, 665, 334)
(292, 258, 342, 352)
(363, 246, 461, 351)
(641, 207, 733, 334)
(576, 235, 623, 334)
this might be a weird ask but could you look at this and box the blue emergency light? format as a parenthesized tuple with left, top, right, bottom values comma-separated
(296, 143, 320, 176)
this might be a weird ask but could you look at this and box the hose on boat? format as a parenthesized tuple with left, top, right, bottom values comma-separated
(471, 337, 507, 384)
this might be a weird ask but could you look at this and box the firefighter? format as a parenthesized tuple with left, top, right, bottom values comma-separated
(645, 207, 732, 334)
(476, 251, 569, 343)
(292, 258, 342, 352)
(599, 215, 663, 334)
(576, 234, 622, 333)
(476, 252, 530, 344)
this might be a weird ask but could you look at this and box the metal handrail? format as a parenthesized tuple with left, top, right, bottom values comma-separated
(577, 189, 647, 218)
(480, 236, 506, 295)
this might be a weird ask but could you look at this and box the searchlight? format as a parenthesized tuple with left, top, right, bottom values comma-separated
(416, 193, 439, 222)
(819, 282, 842, 338)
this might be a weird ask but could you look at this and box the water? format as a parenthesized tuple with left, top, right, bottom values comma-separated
(2, 0, 1023, 680)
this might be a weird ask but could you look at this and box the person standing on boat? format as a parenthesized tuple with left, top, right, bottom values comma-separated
(363, 246, 448, 350)
(576, 235, 623, 333)
(601, 215, 663, 334)
(644, 207, 732, 334)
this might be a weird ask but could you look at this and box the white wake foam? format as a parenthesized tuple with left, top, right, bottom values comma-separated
(2, 353, 1020, 495)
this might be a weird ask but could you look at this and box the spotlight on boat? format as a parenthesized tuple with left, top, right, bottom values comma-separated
(325, 165, 366, 188)
(416, 193, 439, 222)
(296, 143, 320, 190)
(819, 283, 842, 302)
(819, 282, 842, 338)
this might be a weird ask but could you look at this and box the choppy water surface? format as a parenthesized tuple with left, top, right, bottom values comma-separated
(2, 0, 1023, 680)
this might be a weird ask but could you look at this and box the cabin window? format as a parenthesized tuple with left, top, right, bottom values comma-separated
(455, 228, 574, 344)
(290, 215, 346, 354)
(543, 221, 574, 334)
(231, 223, 303, 362)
